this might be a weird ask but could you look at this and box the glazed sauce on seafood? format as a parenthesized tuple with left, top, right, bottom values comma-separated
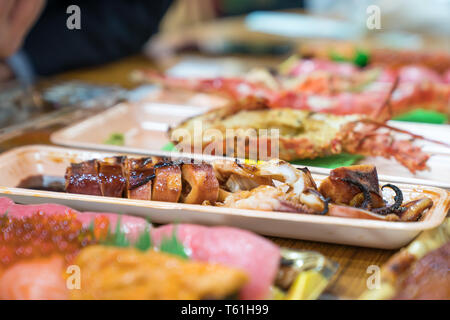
(17, 175, 66, 192)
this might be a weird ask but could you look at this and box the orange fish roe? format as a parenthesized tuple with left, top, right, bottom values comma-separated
(0, 212, 107, 268)
(92, 215, 110, 241)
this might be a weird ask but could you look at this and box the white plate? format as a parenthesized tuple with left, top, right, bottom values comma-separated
(0, 145, 448, 249)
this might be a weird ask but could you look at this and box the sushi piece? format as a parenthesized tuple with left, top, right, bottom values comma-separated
(151, 224, 281, 300)
(0, 197, 148, 239)
(0, 256, 68, 300)
(0, 198, 282, 300)
(0, 198, 151, 300)
(70, 246, 248, 300)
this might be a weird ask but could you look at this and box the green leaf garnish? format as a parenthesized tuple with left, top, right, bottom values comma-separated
(329, 51, 348, 63)
(91, 216, 188, 259)
(135, 223, 152, 251)
(88, 219, 95, 234)
(353, 49, 370, 67)
(162, 142, 177, 151)
(112, 217, 130, 247)
(159, 227, 189, 259)
(290, 153, 363, 169)
(393, 109, 447, 124)
(99, 217, 129, 248)
(329, 49, 370, 68)
(104, 133, 125, 146)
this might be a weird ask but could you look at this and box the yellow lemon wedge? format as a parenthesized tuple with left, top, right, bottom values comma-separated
(270, 286, 286, 300)
(285, 270, 329, 300)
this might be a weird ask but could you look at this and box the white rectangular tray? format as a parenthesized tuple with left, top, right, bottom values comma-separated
(0, 145, 448, 249)
(51, 101, 450, 189)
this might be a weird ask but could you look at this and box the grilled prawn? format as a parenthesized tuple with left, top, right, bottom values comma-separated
(169, 104, 433, 173)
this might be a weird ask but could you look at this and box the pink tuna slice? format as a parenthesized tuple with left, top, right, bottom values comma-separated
(152, 224, 281, 300)
(0, 197, 148, 240)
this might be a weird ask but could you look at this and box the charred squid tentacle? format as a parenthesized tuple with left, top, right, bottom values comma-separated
(303, 188, 330, 215)
(371, 184, 404, 215)
(400, 198, 433, 221)
(278, 200, 316, 214)
(339, 178, 372, 210)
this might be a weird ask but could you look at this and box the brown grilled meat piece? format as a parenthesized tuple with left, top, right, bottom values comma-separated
(319, 165, 384, 208)
(152, 162, 182, 202)
(394, 242, 450, 300)
(181, 163, 219, 204)
(125, 157, 154, 200)
(98, 157, 126, 198)
(65, 159, 102, 196)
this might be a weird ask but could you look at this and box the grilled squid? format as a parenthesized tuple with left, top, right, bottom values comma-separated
(152, 161, 182, 203)
(213, 159, 273, 192)
(64, 157, 433, 222)
(319, 165, 384, 208)
(181, 162, 219, 204)
(371, 184, 404, 215)
(98, 157, 127, 198)
(65, 159, 103, 196)
(321, 165, 432, 221)
(221, 185, 293, 212)
(299, 189, 330, 215)
(255, 160, 317, 196)
(126, 157, 154, 200)
(217, 159, 328, 215)
(399, 198, 433, 222)
(65, 157, 220, 205)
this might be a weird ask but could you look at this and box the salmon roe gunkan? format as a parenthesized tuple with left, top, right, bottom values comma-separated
(0, 212, 109, 268)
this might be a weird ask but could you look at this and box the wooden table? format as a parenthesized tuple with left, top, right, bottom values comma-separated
(0, 54, 395, 299)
